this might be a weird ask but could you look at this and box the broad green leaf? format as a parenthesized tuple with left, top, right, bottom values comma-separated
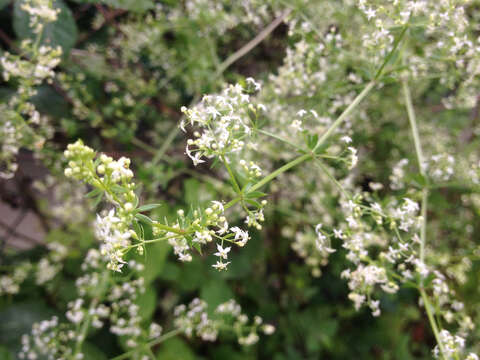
(82, 342, 108, 360)
(0, 302, 57, 351)
(13, 0, 78, 56)
(200, 279, 233, 316)
(156, 338, 195, 360)
(136, 287, 156, 322)
(133, 242, 169, 284)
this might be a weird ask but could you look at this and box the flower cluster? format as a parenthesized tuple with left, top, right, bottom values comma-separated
(290, 224, 335, 277)
(0, 242, 67, 296)
(424, 153, 455, 182)
(20, 0, 60, 33)
(64, 140, 139, 271)
(0, 41, 61, 179)
(0, 0, 62, 179)
(19, 248, 159, 359)
(156, 201, 250, 271)
(181, 79, 263, 166)
(433, 329, 478, 360)
(174, 298, 274, 346)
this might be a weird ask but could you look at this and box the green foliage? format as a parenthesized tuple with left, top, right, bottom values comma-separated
(1, 0, 480, 359)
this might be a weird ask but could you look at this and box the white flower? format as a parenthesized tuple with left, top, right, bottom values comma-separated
(214, 244, 231, 259)
(185, 145, 205, 166)
(212, 261, 230, 271)
(230, 226, 249, 246)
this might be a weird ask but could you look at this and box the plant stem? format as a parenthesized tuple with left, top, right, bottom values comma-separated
(153, 222, 186, 235)
(72, 271, 110, 358)
(403, 80, 445, 358)
(420, 289, 447, 359)
(110, 328, 183, 360)
(313, 81, 376, 152)
(402, 80, 428, 264)
(214, 9, 291, 77)
(249, 153, 312, 193)
(402, 80, 425, 174)
(374, 25, 409, 80)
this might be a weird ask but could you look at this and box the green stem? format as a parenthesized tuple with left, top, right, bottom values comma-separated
(402, 80, 425, 174)
(420, 289, 447, 359)
(110, 328, 183, 360)
(402, 80, 428, 264)
(403, 80, 445, 359)
(257, 129, 305, 152)
(313, 81, 376, 152)
(374, 25, 409, 80)
(249, 153, 313, 193)
(153, 222, 186, 235)
(314, 159, 351, 200)
(72, 271, 110, 358)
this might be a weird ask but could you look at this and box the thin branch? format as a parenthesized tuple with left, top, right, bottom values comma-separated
(214, 9, 291, 77)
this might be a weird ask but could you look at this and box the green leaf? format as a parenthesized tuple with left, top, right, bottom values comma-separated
(84, 188, 102, 198)
(0, 302, 57, 351)
(245, 199, 261, 208)
(82, 343, 107, 360)
(200, 280, 233, 315)
(156, 338, 195, 360)
(132, 219, 144, 241)
(136, 287, 157, 321)
(135, 213, 154, 224)
(306, 133, 319, 150)
(111, 184, 128, 193)
(91, 193, 104, 208)
(134, 242, 169, 284)
(135, 203, 162, 213)
(244, 191, 267, 199)
(13, 0, 78, 56)
(101, 0, 154, 12)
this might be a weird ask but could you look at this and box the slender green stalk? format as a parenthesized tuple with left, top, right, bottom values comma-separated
(313, 81, 376, 152)
(214, 9, 291, 77)
(420, 289, 447, 359)
(72, 271, 110, 358)
(221, 155, 241, 194)
(374, 25, 409, 80)
(403, 80, 446, 359)
(153, 222, 186, 235)
(402, 80, 425, 174)
(402, 80, 428, 264)
(314, 160, 351, 200)
(249, 153, 312, 193)
(257, 129, 306, 152)
(110, 328, 183, 360)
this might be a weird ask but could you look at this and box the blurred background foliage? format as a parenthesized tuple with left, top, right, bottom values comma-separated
(1, 0, 480, 359)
